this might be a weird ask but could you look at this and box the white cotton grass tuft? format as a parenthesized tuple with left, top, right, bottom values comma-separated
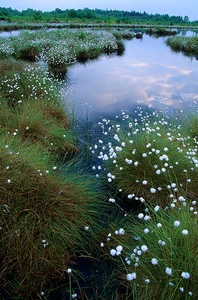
(151, 258, 158, 265)
(109, 198, 116, 203)
(110, 249, 117, 256)
(154, 205, 160, 212)
(174, 220, 180, 227)
(142, 180, 147, 185)
(67, 268, 72, 273)
(116, 245, 123, 252)
(165, 267, 173, 276)
(118, 228, 125, 235)
(126, 272, 136, 281)
(141, 245, 148, 252)
(182, 229, 189, 235)
(138, 213, 144, 219)
(181, 272, 190, 279)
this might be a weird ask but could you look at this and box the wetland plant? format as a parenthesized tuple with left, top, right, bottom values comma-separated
(0, 58, 106, 299)
(90, 109, 198, 299)
(166, 36, 198, 59)
(91, 110, 198, 208)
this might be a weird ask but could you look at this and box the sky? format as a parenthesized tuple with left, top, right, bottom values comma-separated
(0, 0, 197, 21)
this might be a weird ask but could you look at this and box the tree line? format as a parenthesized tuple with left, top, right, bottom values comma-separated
(0, 7, 196, 25)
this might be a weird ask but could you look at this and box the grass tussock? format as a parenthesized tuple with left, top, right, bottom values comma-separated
(146, 27, 178, 37)
(0, 135, 104, 298)
(91, 110, 198, 208)
(90, 109, 198, 299)
(0, 58, 107, 299)
(0, 59, 77, 159)
(166, 36, 198, 59)
(99, 201, 198, 300)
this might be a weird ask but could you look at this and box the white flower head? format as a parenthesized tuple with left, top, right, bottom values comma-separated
(182, 229, 189, 235)
(118, 228, 125, 235)
(110, 249, 116, 256)
(109, 198, 116, 203)
(165, 267, 173, 276)
(138, 213, 144, 219)
(145, 278, 150, 284)
(141, 245, 148, 252)
(116, 245, 123, 252)
(67, 268, 72, 273)
(126, 272, 136, 281)
(181, 272, 190, 279)
(174, 221, 180, 227)
(151, 258, 158, 265)
(144, 215, 151, 221)
(154, 205, 160, 212)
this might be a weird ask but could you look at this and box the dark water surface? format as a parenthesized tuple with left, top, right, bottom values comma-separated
(63, 33, 198, 122)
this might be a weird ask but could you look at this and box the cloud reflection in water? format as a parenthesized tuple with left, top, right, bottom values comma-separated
(64, 34, 198, 120)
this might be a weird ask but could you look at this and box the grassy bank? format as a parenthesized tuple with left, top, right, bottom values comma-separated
(0, 59, 107, 299)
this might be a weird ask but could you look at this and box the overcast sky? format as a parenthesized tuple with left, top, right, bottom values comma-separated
(1, 0, 197, 21)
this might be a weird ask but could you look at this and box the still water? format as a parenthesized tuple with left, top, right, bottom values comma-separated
(63, 33, 198, 122)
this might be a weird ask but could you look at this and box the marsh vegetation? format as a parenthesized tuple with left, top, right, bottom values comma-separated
(0, 26, 198, 299)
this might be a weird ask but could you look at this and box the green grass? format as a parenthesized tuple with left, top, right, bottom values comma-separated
(0, 133, 106, 299)
(98, 201, 198, 299)
(1, 30, 198, 299)
(89, 110, 198, 299)
(0, 58, 107, 299)
(166, 36, 198, 59)
(92, 113, 198, 208)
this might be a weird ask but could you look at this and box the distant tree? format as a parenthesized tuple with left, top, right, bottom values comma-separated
(68, 9, 78, 18)
(0, 6, 193, 25)
(184, 15, 189, 22)
(55, 8, 63, 14)
(33, 11, 42, 22)
(82, 8, 96, 19)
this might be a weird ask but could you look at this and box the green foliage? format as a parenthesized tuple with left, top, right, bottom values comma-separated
(0, 6, 196, 25)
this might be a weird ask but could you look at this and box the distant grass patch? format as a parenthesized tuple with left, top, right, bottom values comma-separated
(166, 36, 198, 59)
(146, 27, 178, 37)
